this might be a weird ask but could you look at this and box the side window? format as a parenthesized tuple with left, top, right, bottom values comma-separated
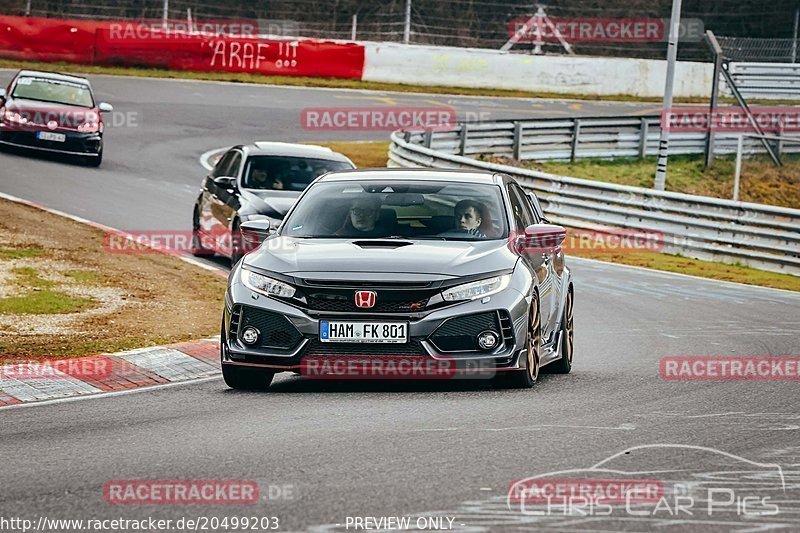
(506, 185, 530, 232)
(226, 153, 243, 179)
(211, 151, 235, 178)
(519, 188, 544, 223)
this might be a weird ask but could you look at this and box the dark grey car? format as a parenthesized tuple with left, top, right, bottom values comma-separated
(220, 169, 574, 389)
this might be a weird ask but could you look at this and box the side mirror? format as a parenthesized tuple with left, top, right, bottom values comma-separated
(516, 223, 566, 253)
(213, 176, 237, 191)
(98, 102, 113, 113)
(239, 220, 273, 251)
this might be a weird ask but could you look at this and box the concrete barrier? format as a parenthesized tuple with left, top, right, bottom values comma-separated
(363, 42, 713, 98)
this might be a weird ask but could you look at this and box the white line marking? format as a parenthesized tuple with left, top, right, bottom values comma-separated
(199, 146, 230, 171)
(570, 256, 800, 296)
(0, 375, 222, 411)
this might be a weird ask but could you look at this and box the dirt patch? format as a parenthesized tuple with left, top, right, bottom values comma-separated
(0, 198, 226, 358)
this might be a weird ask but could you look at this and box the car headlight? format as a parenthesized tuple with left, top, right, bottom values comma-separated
(241, 269, 296, 298)
(441, 274, 512, 302)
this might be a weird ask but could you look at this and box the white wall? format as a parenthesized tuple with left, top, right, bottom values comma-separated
(363, 43, 713, 98)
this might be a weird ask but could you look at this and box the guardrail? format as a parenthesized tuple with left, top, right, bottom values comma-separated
(389, 125, 800, 276)
(425, 115, 800, 163)
(728, 62, 800, 100)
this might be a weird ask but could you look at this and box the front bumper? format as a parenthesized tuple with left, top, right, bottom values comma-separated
(222, 275, 531, 376)
(0, 127, 102, 156)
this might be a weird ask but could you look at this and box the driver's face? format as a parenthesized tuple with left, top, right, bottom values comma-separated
(457, 206, 481, 231)
(350, 201, 380, 231)
(252, 169, 267, 182)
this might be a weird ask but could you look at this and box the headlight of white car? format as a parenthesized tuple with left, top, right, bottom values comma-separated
(441, 274, 511, 302)
(242, 269, 296, 298)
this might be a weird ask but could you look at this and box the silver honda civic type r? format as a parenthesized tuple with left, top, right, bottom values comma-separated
(220, 168, 575, 389)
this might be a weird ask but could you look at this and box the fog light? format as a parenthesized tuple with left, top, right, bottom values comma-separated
(477, 331, 499, 350)
(241, 326, 260, 345)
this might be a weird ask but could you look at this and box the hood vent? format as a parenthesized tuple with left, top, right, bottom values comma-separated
(352, 240, 414, 249)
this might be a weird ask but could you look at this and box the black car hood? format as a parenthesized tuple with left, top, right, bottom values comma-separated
(243, 237, 517, 278)
(241, 190, 301, 218)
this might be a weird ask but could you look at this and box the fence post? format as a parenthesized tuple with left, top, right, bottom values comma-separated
(733, 135, 743, 202)
(513, 122, 522, 160)
(777, 118, 784, 156)
(570, 119, 581, 162)
(704, 31, 723, 168)
(639, 117, 649, 159)
(423, 129, 433, 148)
(459, 123, 468, 156)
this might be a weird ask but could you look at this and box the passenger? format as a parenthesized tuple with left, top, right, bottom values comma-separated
(336, 195, 384, 237)
(454, 199, 489, 238)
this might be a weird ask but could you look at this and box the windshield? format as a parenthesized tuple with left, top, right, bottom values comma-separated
(282, 180, 508, 240)
(12, 76, 94, 108)
(242, 156, 353, 192)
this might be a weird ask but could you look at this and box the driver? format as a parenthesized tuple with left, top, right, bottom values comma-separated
(336, 195, 384, 237)
(250, 167, 283, 190)
(454, 199, 488, 238)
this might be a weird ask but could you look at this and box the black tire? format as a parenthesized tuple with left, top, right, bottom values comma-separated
(496, 294, 541, 389)
(191, 207, 213, 257)
(222, 364, 274, 390)
(547, 287, 574, 374)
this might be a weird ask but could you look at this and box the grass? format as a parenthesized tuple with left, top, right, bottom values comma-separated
(517, 154, 800, 209)
(64, 270, 101, 283)
(0, 267, 95, 315)
(0, 248, 44, 260)
(314, 141, 390, 168)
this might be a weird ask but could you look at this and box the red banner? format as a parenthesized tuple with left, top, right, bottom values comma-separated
(0, 15, 365, 79)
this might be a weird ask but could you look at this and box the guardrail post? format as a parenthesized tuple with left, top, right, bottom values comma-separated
(733, 135, 743, 202)
(639, 118, 649, 159)
(777, 118, 785, 156)
(570, 119, 581, 162)
(459, 123, 468, 156)
(423, 129, 433, 149)
(403, 131, 411, 143)
(513, 122, 522, 160)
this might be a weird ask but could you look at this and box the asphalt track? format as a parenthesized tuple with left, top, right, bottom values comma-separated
(1, 71, 800, 532)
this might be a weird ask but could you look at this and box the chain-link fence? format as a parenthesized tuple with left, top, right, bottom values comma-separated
(3, 0, 800, 61)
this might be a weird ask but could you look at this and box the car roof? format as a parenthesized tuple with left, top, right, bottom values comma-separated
(244, 141, 352, 163)
(317, 168, 504, 184)
(15, 70, 91, 86)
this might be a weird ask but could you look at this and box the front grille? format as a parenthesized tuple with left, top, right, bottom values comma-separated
(232, 305, 303, 350)
(430, 311, 502, 353)
(303, 339, 429, 358)
(305, 293, 430, 313)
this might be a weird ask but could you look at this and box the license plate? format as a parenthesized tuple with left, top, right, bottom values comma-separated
(37, 131, 66, 142)
(320, 321, 408, 343)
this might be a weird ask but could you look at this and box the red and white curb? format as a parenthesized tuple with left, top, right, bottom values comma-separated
(0, 338, 220, 407)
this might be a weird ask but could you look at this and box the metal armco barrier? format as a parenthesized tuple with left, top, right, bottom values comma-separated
(427, 116, 800, 163)
(389, 126, 800, 276)
(727, 63, 800, 100)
